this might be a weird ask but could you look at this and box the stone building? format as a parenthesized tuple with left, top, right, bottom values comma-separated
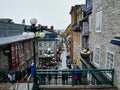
(87, 0, 120, 89)
(0, 19, 33, 80)
(69, 0, 119, 89)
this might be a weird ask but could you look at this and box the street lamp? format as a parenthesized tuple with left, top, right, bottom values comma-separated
(23, 18, 45, 90)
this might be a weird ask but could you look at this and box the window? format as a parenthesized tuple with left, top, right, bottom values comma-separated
(44, 42, 47, 47)
(95, 10, 102, 32)
(82, 22, 89, 36)
(106, 51, 114, 78)
(49, 41, 52, 47)
(39, 42, 42, 47)
(94, 46, 100, 66)
(39, 50, 42, 55)
(106, 52, 114, 69)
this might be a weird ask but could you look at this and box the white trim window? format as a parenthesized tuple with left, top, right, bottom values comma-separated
(39, 42, 42, 47)
(44, 42, 47, 47)
(106, 51, 114, 69)
(94, 46, 100, 66)
(95, 10, 102, 32)
(106, 51, 114, 78)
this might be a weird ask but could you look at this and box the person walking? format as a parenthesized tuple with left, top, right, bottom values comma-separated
(73, 65, 81, 85)
(41, 66, 47, 85)
(55, 67, 58, 85)
(47, 73, 51, 85)
(62, 68, 68, 85)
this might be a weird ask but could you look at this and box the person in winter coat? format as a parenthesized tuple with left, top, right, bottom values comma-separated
(73, 65, 82, 85)
(62, 68, 68, 85)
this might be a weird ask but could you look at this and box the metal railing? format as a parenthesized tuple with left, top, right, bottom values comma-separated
(0, 71, 9, 83)
(36, 69, 114, 86)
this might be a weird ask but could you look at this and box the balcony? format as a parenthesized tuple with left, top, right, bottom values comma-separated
(82, 22, 89, 36)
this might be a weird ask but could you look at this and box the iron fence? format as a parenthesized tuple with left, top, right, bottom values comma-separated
(36, 69, 114, 86)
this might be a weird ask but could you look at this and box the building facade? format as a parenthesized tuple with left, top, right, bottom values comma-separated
(38, 27, 57, 67)
(0, 20, 33, 79)
(86, 0, 120, 89)
(68, 0, 120, 88)
(64, 24, 73, 62)
(70, 5, 86, 68)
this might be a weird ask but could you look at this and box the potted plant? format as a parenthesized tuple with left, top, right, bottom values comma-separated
(80, 48, 91, 58)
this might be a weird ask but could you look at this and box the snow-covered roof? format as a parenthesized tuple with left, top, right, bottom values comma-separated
(0, 35, 32, 46)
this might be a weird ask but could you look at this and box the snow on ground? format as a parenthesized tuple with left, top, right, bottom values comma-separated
(60, 43, 67, 69)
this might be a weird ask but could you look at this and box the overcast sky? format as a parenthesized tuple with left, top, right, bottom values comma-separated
(0, 0, 85, 30)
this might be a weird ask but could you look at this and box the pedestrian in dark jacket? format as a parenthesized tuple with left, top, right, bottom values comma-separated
(62, 68, 68, 85)
(73, 65, 82, 85)
(54, 67, 58, 84)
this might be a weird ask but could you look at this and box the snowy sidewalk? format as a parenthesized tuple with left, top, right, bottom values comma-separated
(59, 43, 67, 69)
(9, 83, 33, 90)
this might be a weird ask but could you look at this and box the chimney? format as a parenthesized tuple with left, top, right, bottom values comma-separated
(22, 19, 25, 25)
(38, 24, 41, 28)
(45, 26, 48, 29)
(50, 26, 54, 31)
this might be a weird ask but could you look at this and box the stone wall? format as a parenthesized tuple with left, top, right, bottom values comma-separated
(88, 0, 120, 89)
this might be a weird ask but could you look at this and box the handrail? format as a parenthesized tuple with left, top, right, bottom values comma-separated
(36, 69, 114, 86)
(27, 74, 31, 82)
(27, 74, 31, 90)
(37, 69, 114, 72)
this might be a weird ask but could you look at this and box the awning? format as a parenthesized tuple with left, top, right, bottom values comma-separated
(110, 36, 120, 46)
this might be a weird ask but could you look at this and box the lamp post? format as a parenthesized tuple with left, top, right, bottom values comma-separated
(23, 18, 45, 90)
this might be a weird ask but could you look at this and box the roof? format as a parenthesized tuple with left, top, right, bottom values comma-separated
(0, 35, 32, 46)
(69, 5, 81, 14)
(0, 18, 13, 23)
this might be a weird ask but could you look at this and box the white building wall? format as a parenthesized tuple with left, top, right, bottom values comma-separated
(38, 41, 56, 58)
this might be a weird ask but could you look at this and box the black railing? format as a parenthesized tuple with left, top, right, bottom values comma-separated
(36, 69, 114, 86)
(0, 71, 9, 83)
